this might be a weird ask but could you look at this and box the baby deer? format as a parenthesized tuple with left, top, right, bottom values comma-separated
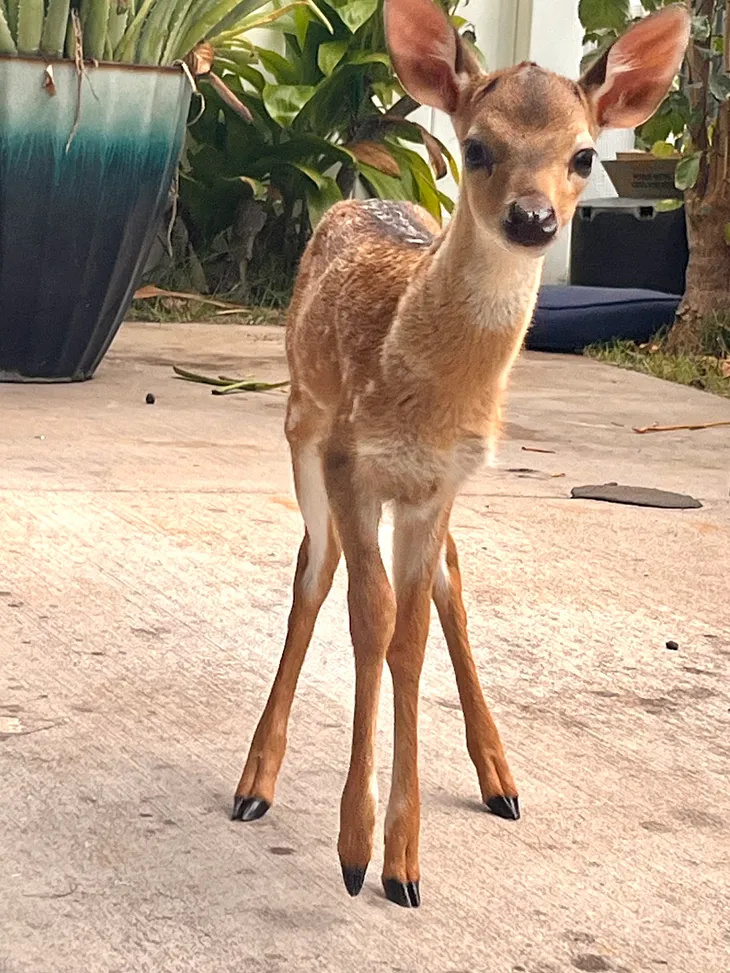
(233, 0, 690, 907)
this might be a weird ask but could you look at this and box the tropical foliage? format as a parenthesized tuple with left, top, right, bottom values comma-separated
(154, 0, 468, 301)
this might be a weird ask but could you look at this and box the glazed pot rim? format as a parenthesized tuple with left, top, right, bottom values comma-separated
(0, 53, 185, 75)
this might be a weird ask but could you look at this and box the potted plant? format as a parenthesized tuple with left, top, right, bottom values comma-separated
(0, 0, 263, 381)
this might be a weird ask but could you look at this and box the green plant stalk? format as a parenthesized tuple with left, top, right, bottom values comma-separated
(114, 0, 157, 62)
(160, 0, 197, 64)
(16, 0, 44, 53)
(6, 0, 18, 39)
(169, 0, 220, 59)
(83, 0, 112, 60)
(0, 5, 16, 52)
(173, 365, 233, 385)
(175, 0, 266, 61)
(211, 380, 289, 394)
(107, 4, 129, 51)
(136, 0, 179, 63)
(40, 0, 72, 57)
(64, 13, 74, 56)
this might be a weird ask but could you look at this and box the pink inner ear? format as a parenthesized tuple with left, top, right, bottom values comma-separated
(608, 8, 688, 77)
(596, 6, 690, 129)
(384, 0, 460, 113)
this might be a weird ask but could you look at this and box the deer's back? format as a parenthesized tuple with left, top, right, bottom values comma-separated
(286, 199, 440, 407)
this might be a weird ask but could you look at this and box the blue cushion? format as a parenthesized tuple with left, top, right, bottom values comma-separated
(527, 285, 681, 353)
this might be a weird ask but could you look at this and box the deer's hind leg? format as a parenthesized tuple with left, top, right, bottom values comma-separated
(233, 391, 340, 821)
(380, 498, 451, 908)
(432, 532, 519, 819)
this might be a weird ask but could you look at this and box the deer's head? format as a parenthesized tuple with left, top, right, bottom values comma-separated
(385, 0, 690, 254)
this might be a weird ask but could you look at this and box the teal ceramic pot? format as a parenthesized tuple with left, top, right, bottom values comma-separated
(0, 57, 191, 381)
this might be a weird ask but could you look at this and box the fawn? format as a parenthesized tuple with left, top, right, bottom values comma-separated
(232, 0, 690, 907)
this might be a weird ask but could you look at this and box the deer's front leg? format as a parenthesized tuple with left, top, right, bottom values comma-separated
(382, 500, 451, 908)
(433, 532, 519, 819)
(327, 470, 396, 899)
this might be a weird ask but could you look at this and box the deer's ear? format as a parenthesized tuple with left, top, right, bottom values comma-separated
(384, 0, 481, 114)
(580, 4, 690, 130)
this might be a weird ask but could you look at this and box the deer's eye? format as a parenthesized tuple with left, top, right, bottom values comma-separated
(571, 148, 596, 179)
(464, 139, 494, 174)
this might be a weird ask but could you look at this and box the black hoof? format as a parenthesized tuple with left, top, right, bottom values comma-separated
(383, 877, 421, 908)
(486, 795, 520, 820)
(232, 796, 270, 822)
(341, 865, 367, 897)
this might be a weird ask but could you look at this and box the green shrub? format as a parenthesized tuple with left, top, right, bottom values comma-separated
(153, 0, 466, 302)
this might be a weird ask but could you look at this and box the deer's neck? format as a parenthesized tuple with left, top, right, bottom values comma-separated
(383, 203, 544, 415)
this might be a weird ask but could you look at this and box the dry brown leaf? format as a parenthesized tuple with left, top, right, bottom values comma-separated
(721, 360, 730, 378)
(419, 128, 448, 179)
(206, 72, 253, 122)
(42, 64, 56, 97)
(346, 141, 401, 177)
(186, 42, 215, 77)
(133, 285, 244, 311)
(633, 420, 730, 434)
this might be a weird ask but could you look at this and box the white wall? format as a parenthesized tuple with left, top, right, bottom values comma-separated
(524, 0, 584, 283)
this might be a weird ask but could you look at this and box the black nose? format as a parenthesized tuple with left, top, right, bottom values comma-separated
(503, 197, 558, 248)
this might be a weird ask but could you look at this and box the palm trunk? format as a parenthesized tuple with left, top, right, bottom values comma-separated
(669, 98, 730, 353)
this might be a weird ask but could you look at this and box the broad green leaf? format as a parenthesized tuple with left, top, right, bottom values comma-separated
(252, 157, 327, 188)
(357, 162, 409, 201)
(651, 140, 676, 159)
(691, 15, 711, 43)
(326, 0, 377, 33)
(346, 51, 390, 68)
(724, 223, 730, 247)
(263, 83, 317, 126)
(290, 1, 332, 45)
(437, 190, 455, 215)
(257, 47, 300, 84)
(305, 175, 342, 227)
(709, 72, 730, 102)
(654, 199, 683, 213)
(235, 176, 268, 199)
(578, 0, 630, 33)
(271, 134, 356, 166)
(674, 152, 701, 191)
(318, 38, 347, 76)
(389, 142, 442, 221)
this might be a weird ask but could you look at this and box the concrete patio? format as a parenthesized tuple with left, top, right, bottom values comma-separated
(1, 321, 729, 973)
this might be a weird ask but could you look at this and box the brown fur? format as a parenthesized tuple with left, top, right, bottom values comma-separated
(232, 0, 690, 907)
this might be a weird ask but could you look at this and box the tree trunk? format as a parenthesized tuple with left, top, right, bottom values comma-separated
(669, 190, 730, 353)
(668, 99, 730, 353)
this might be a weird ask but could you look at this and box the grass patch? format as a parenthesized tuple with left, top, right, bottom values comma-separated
(126, 297, 287, 327)
(586, 338, 730, 398)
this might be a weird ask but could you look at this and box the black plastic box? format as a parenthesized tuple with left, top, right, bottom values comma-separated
(570, 197, 688, 296)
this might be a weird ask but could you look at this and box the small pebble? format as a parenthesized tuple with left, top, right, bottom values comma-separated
(145, 393, 156, 405)
(666, 640, 679, 651)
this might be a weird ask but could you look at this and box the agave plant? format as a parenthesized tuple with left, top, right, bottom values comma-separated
(0, 0, 274, 64)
